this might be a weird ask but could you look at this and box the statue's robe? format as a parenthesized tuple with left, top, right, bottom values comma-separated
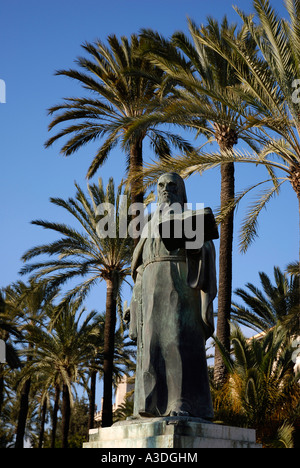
(129, 213, 217, 419)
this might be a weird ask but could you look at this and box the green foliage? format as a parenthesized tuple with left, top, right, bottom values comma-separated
(232, 266, 299, 334)
(0, 288, 134, 447)
(40, 398, 90, 448)
(213, 324, 300, 447)
(113, 395, 134, 423)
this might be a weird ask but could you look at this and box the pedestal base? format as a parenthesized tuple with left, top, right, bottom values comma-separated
(83, 417, 261, 449)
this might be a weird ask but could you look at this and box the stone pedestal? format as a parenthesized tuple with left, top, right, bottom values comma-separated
(83, 417, 261, 449)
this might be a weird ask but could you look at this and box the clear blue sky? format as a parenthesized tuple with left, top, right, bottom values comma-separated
(0, 0, 298, 321)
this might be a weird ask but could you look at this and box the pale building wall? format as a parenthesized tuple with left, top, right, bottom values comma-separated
(94, 375, 134, 422)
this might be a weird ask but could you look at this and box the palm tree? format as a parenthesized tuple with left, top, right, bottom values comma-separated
(21, 178, 132, 427)
(126, 18, 260, 385)
(24, 301, 102, 448)
(86, 314, 135, 430)
(214, 324, 300, 447)
(179, 0, 300, 262)
(0, 291, 21, 417)
(45, 34, 193, 220)
(232, 266, 299, 334)
(4, 280, 57, 448)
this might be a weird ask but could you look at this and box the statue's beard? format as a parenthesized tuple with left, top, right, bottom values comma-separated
(158, 193, 184, 207)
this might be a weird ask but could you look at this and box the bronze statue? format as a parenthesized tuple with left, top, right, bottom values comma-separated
(127, 172, 218, 420)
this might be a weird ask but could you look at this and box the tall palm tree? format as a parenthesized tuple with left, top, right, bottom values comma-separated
(178, 0, 300, 262)
(214, 324, 300, 447)
(126, 18, 260, 385)
(21, 178, 132, 427)
(231, 266, 299, 334)
(45, 34, 193, 219)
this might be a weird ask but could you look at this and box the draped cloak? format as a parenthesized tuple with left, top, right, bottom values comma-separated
(129, 212, 217, 420)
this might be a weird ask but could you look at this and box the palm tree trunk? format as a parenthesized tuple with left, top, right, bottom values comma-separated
(51, 383, 60, 449)
(38, 399, 47, 449)
(129, 138, 144, 247)
(298, 193, 300, 277)
(214, 160, 235, 387)
(297, 193, 300, 316)
(61, 383, 71, 449)
(88, 369, 97, 430)
(289, 164, 300, 303)
(102, 277, 117, 428)
(129, 137, 144, 205)
(15, 377, 31, 448)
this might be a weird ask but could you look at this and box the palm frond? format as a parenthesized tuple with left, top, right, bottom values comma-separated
(231, 303, 271, 333)
(238, 179, 285, 253)
(129, 145, 290, 194)
(270, 421, 295, 449)
(214, 178, 276, 225)
(286, 260, 300, 277)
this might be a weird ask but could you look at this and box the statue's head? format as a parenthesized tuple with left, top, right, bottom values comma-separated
(157, 172, 187, 207)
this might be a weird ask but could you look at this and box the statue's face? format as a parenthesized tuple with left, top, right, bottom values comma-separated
(157, 173, 183, 206)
